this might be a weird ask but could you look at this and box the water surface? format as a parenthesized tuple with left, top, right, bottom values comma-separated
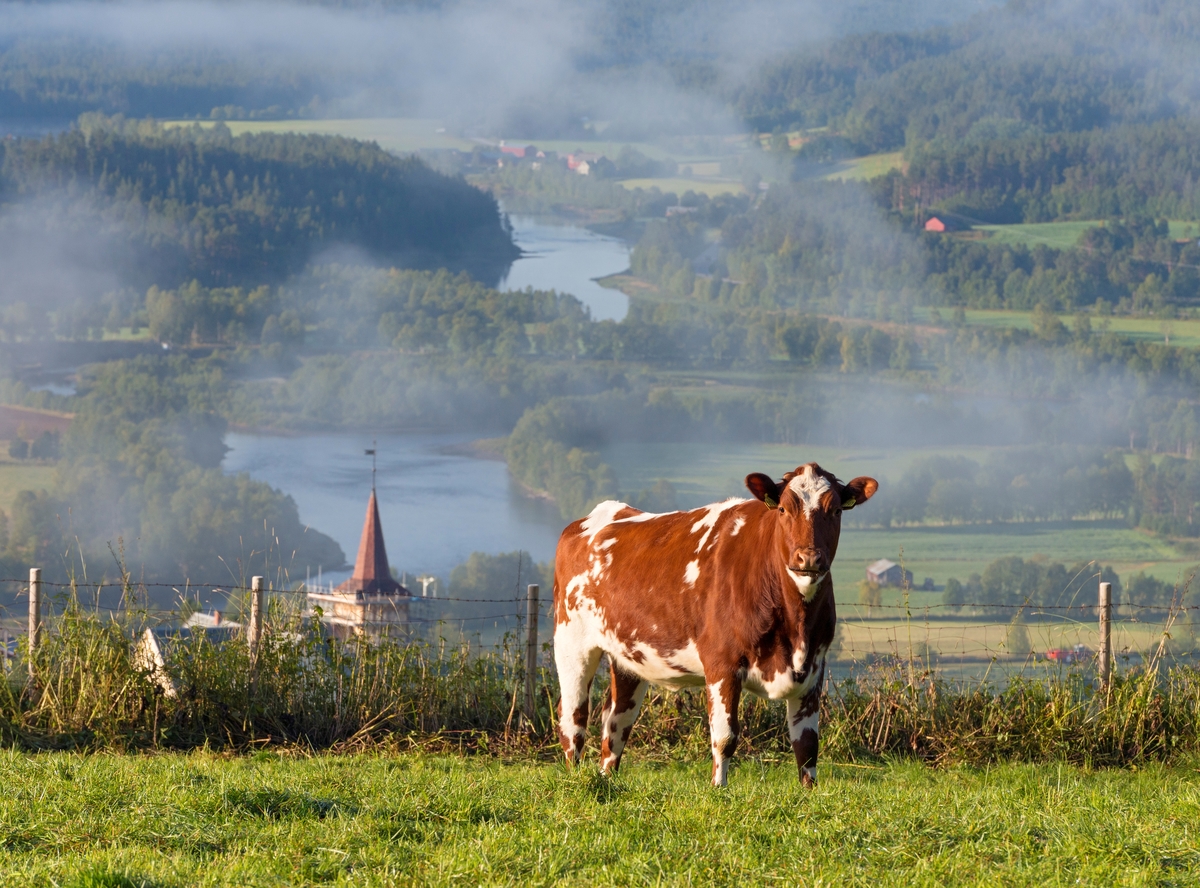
(500, 216, 630, 321)
(222, 432, 565, 584)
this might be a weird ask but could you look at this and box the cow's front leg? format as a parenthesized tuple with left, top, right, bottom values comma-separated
(787, 664, 824, 787)
(706, 676, 741, 787)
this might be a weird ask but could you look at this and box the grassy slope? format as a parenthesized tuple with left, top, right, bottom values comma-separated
(2, 751, 1195, 885)
(974, 220, 1198, 249)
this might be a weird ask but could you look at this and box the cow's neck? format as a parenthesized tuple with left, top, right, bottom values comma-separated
(740, 508, 819, 650)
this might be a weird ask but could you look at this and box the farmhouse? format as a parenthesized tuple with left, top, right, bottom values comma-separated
(307, 488, 411, 638)
(866, 558, 913, 587)
(498, 141, 538, 158)
(924, 215, 969, 232)
(566, 152, 602, 174)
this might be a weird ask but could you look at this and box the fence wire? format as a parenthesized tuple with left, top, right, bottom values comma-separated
(0, 575, 1195, 682)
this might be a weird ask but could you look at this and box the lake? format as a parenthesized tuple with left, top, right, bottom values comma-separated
(499, 216, 630, 321)
(222, 432, 566, 585)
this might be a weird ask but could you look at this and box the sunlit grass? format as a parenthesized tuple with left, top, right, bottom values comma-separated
(0, 751, 1195, 885)
(0, 458, 55, 513)
(821, 150, 905, 181)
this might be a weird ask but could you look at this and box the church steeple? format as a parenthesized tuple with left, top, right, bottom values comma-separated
(337, 488, 405, 596)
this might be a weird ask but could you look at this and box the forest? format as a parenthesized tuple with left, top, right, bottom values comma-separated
(0, 116, 517, 299)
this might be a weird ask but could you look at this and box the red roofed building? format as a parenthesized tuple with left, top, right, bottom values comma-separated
(308, 489, 411, 637)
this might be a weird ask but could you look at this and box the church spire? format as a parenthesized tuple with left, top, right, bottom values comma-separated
(337, 484, 404, 596)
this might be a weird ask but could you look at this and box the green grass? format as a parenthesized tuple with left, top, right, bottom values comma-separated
(619, 176, 745, 196)
(972, 219, 1198, 250)
(0, 750, 1195, 885)
(821, 151, 905, 181)
(0, 457, 55, 513)
(975, 220, 1104, 249)
(909, 307, 1200, 348)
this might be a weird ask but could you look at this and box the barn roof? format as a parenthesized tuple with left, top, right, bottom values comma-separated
(867, 559, 898, 572)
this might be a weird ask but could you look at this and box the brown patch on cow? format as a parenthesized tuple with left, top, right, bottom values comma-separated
(793, 728, 818, 781)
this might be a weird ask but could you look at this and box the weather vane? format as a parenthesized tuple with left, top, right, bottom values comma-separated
(365, 439, 377, 491)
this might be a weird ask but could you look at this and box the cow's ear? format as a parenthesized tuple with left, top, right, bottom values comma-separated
(840, 476, 878, 510)
(745, 473, 782, 509)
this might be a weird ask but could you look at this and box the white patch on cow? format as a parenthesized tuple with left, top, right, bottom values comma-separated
(743, 663, 798, 700)
(791, 641, 808, 673)
(557, 589, 704, 691)
(787, 701, 820, 783)
(707, 679, 734, 787)
(787, 568, 825, 602)
(730, 516, 746, 536)
(668, 639, 704, 675)
(690, 498, 746, 553)
(599, 538, 618, 550)
(580, 501, 662, 543)
(786, 465, 831, 517)
(684, 560, 700, 585)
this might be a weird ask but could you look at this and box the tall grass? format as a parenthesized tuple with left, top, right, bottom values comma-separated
(4, 590, 1200, 767)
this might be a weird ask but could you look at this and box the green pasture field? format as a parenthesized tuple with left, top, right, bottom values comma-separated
(972, 220, 1197, 250)
(2, 751, 1195, 885)
(909, 306, 1200, 348)
(821, 150, 905, 182)
(0, 455, 55, 514)
(619, 176, 745, 197)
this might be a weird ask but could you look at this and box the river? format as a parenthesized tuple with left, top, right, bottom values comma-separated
(223, 432, 566, 584)
(499, 216, 630, 322)
(222, 217, 631, 581)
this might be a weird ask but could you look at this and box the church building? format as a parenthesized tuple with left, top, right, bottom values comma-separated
(307, 488, 411, 638)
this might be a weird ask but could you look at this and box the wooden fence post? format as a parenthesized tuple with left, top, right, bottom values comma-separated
(27, 567, 41, 683)
(248, 576, 263, 660)
(1098, 581, 1112, 689)
(524, 583, 539, 724)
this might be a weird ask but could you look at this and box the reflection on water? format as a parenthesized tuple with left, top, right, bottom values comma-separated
(500, 216, 630, 321)
(222, 432, 566, 583)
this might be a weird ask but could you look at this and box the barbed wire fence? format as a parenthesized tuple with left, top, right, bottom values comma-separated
(2, 568, 1198, 712)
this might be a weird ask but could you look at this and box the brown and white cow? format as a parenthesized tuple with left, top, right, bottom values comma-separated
(552, 463, 877, 786)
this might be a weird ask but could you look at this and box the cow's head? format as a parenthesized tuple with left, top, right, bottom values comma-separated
(745, 463, 877, 596)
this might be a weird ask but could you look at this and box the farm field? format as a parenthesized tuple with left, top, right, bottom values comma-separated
(0, 457, 54, 514)
(970, 220, 1196, 249)
(2, 751, 1195, 885)
(821, 150, 905, 181)
(909, 306, 1200, 348)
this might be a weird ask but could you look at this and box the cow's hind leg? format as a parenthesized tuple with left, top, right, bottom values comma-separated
(555, 640, 602, 766)
(706, 676, 742, 787)
(787, 658, 825, 787)
(599, 664, 648, 775)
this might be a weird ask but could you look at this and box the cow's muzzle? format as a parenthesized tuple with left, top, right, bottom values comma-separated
(788, 548, 827, 577)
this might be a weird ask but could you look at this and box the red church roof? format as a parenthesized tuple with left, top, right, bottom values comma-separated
(336, 489, 406, 596)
